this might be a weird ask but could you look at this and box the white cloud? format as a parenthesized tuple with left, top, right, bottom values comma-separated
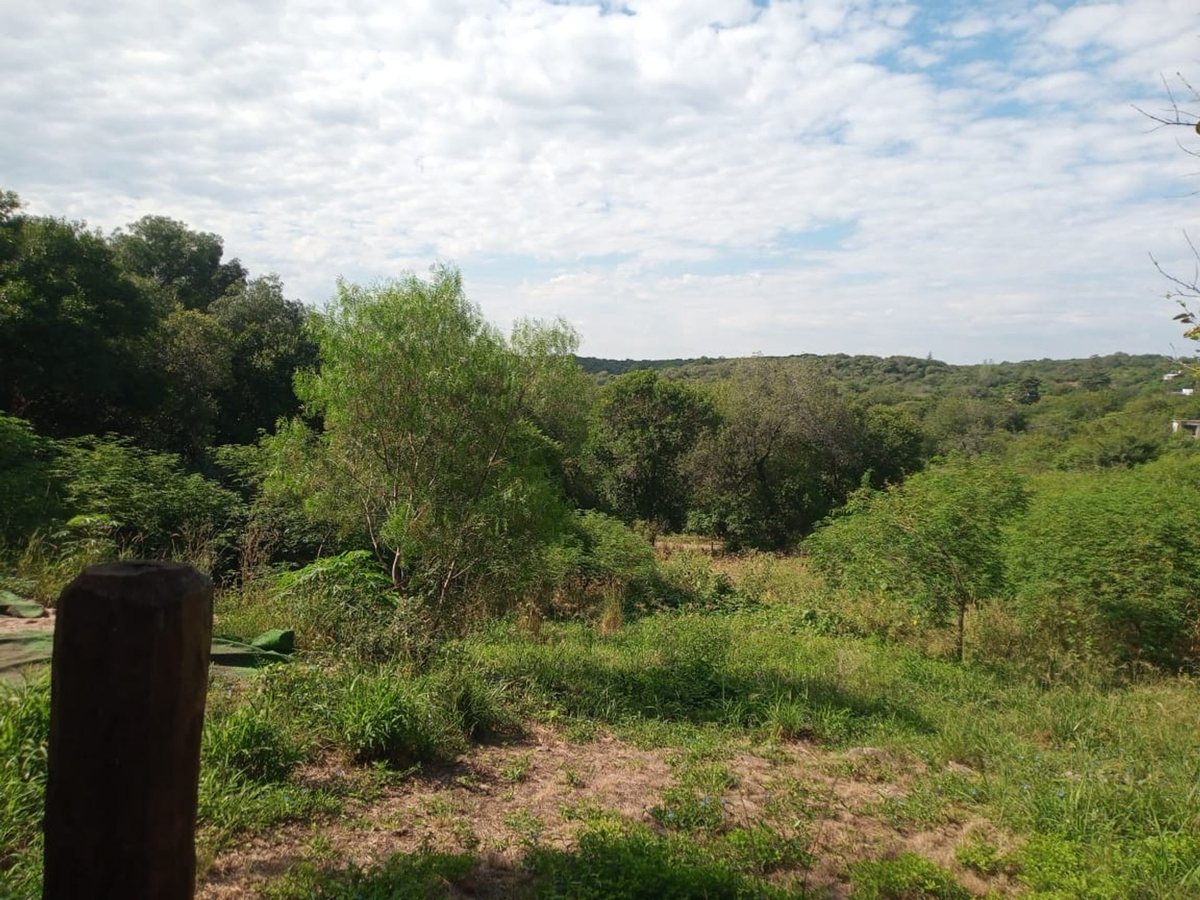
(1, 0, 1196, 362)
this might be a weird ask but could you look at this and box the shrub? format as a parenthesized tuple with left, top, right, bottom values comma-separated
(1006, 458, 1200, 674)
(53, 435, 241, 561)
(272, 551, 436, 663)
(655, 550, 743, 610)
(541, 511, 657, 619)
(0, 415, 62, 548)
(807, 457, 1027, 661)
(324, 669, 465, 765)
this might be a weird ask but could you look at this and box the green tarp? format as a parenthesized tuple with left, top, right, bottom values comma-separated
(0, 591, 46, 619)
(0, 629, 293, 686)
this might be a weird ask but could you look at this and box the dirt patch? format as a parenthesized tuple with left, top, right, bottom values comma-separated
(199, 733, 1019, 898)
(720, 744, 1019, 897)
(198, 725, 673, 898)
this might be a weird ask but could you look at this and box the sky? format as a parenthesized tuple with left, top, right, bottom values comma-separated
(2, 0, 1198, 363)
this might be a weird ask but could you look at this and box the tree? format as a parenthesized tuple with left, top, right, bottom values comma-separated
(0, 202, 163, 436)
(110, 215, 246, 311)
(807, 457, 1028, 661)
(1011, 376, 1041, 405)
(262, 268, 580, 619)
(685, 363, 873, 549)
(151, 308, 235, 460)
(585, 370, 717, 538)
(208, 275, 316, 445)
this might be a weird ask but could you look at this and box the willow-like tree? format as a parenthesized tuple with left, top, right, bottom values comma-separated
(263, 268, 583, 619)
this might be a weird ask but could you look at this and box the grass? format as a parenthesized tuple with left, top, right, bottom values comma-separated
(3, 560, 1199, 897)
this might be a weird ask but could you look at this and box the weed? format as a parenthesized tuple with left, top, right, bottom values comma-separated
(501, 752, 533, 784)
(504, 808, 545, 847)
(524, 822, 794, 898)
(202, 702, 303, 783)
(651, 786, 728, 832)
(849, 852, 971, 899)
(323, 669, 465, 766)
(262, 850, 478, 899)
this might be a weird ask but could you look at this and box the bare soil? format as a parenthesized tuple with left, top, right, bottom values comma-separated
(198, 727, 1017, 898)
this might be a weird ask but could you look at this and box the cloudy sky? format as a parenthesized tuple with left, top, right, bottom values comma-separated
(2, 0, 1198, 362)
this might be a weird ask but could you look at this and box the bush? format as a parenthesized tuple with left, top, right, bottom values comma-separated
(807, 457, 1027, 661)
(53, 435, 241, 561)
(272, 551, 436, 664)
(1005, 458, 1200, 675)
(655, 550, 743, 610)
(541, 511, 657, 620)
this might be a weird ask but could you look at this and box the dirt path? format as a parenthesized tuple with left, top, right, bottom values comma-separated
(198, 727, 1017, 898)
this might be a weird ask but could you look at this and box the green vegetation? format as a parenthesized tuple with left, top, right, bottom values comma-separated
(3, 189, 1199, 896)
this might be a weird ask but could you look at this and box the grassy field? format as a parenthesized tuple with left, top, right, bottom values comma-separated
(3, 558, 1199, 898)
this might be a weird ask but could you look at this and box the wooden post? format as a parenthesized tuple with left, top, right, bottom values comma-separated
(43, 562, 213, 900)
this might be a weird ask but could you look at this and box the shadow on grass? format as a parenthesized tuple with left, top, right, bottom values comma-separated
(486, 650, 932, 742)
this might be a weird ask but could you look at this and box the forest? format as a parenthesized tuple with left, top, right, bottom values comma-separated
(2, 189, 1199, 898)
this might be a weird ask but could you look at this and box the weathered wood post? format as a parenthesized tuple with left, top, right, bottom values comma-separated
(43, 562, 213, 899)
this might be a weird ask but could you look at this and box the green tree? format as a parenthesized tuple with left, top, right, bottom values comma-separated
(110, 215, 246, 311)
(152, 308, 235, 459)
(685, 364, 871, 549)
(208, 274, 316, 445)
(1011, 376, 1041, 405)
(585, 370, 717, 538)
(807, 457, 1028, 661)
(263, 269, 579, 619)
(0, 204, 162, 436)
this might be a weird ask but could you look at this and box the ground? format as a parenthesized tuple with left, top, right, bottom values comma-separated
(198, 725, 1018, 898)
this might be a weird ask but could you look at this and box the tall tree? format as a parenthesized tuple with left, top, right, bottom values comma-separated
(686, 363, 873, 549)
(110, 215, 246, 311)
(585, 370, 717, 537)
(0, 200, 162, 436)
(209, 275, 316, 445)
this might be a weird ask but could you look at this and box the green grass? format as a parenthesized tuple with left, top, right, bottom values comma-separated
(848, 853, 971, 899)
(3, 599, 1199, 897)
(453, 606, 1200, 896)
(261, 850, 479, 899)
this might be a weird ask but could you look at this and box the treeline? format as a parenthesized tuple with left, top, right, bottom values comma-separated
(3, 190, 1199, 678)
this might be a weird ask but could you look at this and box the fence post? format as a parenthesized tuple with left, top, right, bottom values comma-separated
(43, 562, 213, 899)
